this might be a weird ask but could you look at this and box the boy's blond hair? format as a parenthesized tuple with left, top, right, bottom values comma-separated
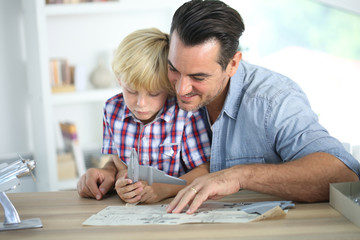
(112, 28, 174, 95)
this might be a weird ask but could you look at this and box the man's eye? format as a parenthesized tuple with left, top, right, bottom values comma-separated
(192, 76, 205, 81)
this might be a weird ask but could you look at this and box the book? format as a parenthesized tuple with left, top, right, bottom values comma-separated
(49, 58, 75, 93)
(57, 153, 77, 180)
(59, 122, 86, 177)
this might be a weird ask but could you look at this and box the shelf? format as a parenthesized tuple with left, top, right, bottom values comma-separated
(45, 1, 122, 16)
(51, 88, 121, 105)
(45, 0, 176, 16)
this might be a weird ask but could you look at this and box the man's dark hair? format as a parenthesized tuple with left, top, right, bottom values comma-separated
(170, 0, 245, 70)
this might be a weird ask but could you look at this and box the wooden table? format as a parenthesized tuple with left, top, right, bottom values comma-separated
(0, 190, 359, 239)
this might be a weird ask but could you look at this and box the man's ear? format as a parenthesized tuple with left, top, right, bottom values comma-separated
(227, 51, 242, 77)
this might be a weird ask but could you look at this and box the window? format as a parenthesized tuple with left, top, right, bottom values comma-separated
(226, 0, 360, 152)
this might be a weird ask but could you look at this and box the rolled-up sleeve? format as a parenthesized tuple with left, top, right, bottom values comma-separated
(267, 86, 360, 178)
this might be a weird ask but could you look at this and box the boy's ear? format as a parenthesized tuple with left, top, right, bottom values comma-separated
(227, 51, 242, 77)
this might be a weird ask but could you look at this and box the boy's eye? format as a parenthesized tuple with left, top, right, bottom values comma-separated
(149, 92, 160, 97)
(126, 88, 137, 94)
(168, 65, 177, 72)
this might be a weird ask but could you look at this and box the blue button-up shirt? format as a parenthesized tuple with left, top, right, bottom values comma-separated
(202, 61, 360, 178)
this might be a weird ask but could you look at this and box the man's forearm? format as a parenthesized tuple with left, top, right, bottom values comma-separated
(102, 158, 117, 173)
(233, 152, 358, 202)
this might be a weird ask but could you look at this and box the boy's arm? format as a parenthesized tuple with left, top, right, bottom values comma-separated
(111, 154, 128, 179)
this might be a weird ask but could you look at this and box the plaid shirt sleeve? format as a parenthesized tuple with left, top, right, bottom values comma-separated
(101, 95, 122, 155)
(181, 111, 211, 169)
(102, 105, 116, 155)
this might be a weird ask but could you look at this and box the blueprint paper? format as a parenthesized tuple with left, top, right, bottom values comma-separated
(82, 201, 292, 226)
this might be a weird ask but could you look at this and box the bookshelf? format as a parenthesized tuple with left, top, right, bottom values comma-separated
(45, 1, 170, 16)
(21, 0, 183, 191)
(52, 88, 121, 105)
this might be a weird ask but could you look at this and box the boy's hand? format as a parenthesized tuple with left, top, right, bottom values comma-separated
(115, 178, 143, 203)
(77, 168, 116, 200)
(115, 179, 165, 204)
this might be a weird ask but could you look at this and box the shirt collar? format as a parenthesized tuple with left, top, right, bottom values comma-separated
(159, 96, 177, 122)
(122, 104, 133, 121)
(222, 61, 245, 119)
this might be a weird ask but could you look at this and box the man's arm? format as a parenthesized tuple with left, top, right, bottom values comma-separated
(239, 152, 358, 202)
(167, 152, 358, 214)
(77, 155, 119, 200)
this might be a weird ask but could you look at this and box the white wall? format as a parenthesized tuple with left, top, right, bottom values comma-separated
(1, 0, 359, 166)
(0, 0, 185, 161)
(0, 0, 31, 157)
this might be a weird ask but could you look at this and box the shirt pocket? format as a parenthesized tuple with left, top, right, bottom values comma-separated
(225, 156, 265, 168)
(159, 142, 179, 157)
(156, 142, 180, 174)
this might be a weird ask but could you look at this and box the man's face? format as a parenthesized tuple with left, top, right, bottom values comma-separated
(167, 31, 232, 112)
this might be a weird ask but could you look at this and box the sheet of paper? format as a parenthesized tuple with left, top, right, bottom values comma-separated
(82, 201, 291, 226)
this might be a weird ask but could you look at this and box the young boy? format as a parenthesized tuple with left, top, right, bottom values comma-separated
(77, 28, 211, 204)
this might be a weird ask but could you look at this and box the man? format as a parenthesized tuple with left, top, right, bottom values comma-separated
(166, 0, 360, 214)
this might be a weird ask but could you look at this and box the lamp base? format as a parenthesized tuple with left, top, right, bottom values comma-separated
(0, 218, 42, 231)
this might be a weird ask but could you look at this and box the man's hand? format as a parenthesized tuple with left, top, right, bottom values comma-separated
(166, 169, 241, 214)
(77, 167, 116, 200)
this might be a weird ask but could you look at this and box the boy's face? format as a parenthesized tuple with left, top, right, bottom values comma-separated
(121, 82, 168, 124)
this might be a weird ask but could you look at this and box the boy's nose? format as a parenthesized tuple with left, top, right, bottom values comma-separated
(137, 94, 147, 107)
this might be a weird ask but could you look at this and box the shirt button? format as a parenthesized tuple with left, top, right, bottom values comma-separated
(143, 155, 149, 164)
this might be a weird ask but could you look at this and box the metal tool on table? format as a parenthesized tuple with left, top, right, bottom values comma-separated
(0, 156, 43, 231)
(128, 148, 186, 185)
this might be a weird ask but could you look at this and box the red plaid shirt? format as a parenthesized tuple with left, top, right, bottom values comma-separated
(102, 93, 210, 177)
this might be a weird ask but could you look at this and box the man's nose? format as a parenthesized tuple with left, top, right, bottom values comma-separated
(176, 76, 192, 96)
